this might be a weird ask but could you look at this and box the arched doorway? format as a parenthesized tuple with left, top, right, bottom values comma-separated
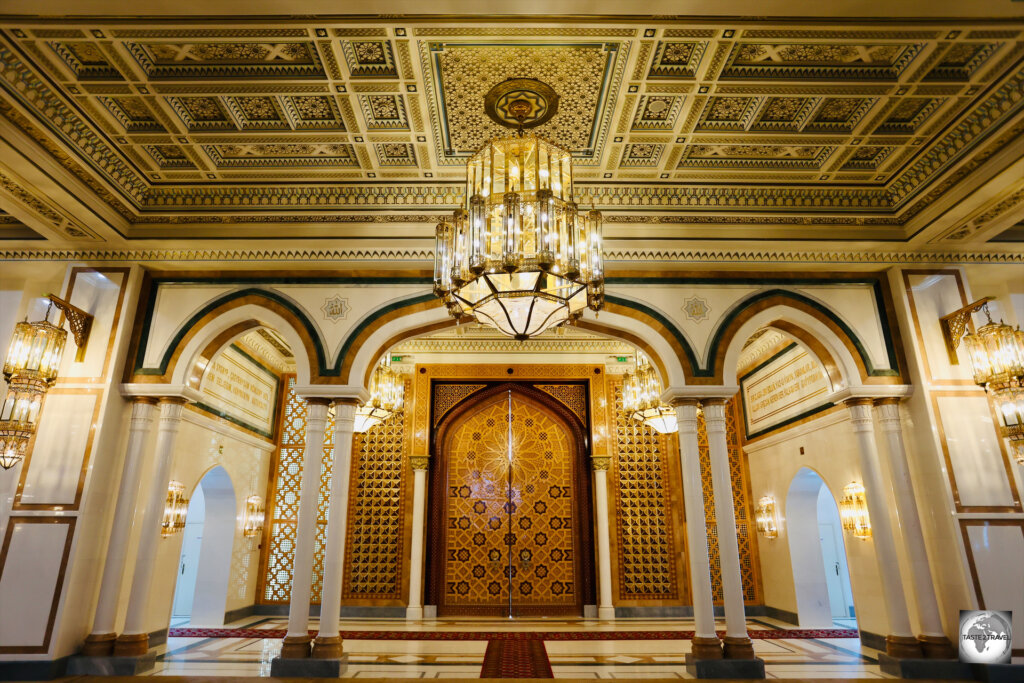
(427, 384, 594, 617)
(786, 468, 856, 628)
(171, 466, 237, 626)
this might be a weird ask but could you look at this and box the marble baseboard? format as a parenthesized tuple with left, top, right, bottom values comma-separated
(685, 655, 766, 679)
(0, 656, 69, 681)
(270, 654, 348, 677)
(877, 654, 972, 679)
(759, 604, 799, 626)
(65, 652, 156, 676)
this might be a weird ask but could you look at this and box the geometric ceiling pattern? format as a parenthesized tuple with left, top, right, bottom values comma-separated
(0, 16, 1022, 244)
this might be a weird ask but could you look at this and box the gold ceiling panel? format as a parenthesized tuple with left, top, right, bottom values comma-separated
(0, 18, 1021, 236)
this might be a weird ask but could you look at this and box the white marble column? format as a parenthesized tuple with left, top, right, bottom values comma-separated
(312, 400, 357, 659)
(592, 456, 615, 620)
(281, 398, 331, 658)
(405, 456, 429, 620)
(844, 398, 922, 659)
(673, 400, 722, 659)
(114, 397, 187, 656)
(703, 399, 754, 659)
(83, 397, 158, 656)
(874, 398, 955, 658)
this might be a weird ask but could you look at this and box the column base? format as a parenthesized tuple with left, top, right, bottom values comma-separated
(405, 606, 423, 620)
(597, 606, 616, 620)
(112, 633, 149, 657)
(311, 635, 343, 659)
(722, 635, 756, 659)
(918, 634, 957, 659)
(80, 632, 117, 656)
(271, 654, 347, 678)
(685, 654, 765, 679)
(280, 634, 313, 659)
(886, 634, 925, 659)
(690, 636, 724, 659)
(66, 652, 156, 676)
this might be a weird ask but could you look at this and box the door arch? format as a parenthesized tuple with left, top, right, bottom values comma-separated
(170, 466, 237, 626)
(786, 467, 857, 628)
(427, 383, 594, 616)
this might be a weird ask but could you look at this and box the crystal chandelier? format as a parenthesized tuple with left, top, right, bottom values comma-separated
(433, 78, 604, 340)
(622, 351, 677, 434)
(243, 495, 265, 538)
(354, 356, 405, 433)
(839, 482, 871, 540)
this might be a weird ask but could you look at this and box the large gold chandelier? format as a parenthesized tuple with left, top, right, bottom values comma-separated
(434, 78, 604, 340)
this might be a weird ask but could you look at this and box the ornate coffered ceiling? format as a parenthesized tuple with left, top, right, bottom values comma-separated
(0, 11, 1022, 250)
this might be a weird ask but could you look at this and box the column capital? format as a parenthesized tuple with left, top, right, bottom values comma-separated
(591, 456, 611, 471)
(409, 455, 430, 471)
(120, 383, 202, 403)
(158, 395, 189, 406)
(305, 397, 332, 407)
(294, 384, 368, 405)
(130, 396, 159, 406)
(332, 397, 361, 407)
(661, 384, 738, 406)
(873, 396, 903, 407)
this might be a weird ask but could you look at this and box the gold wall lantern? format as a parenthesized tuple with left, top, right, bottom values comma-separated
(433, 78, 604, 340)
(941, 299, 1024, 464)
(755, 495, 779, 539)
(161, 481, 189, 537)
(0, 376, 46, 470)
(243, 495, 265, 538)
(839, 481, 871, 540)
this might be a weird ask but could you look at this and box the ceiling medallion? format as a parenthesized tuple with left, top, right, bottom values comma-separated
(433, 78, 604, 341)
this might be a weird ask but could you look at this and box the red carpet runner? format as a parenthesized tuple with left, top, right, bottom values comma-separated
(166, 627, 859, 640)
(479, 639, 553, 678)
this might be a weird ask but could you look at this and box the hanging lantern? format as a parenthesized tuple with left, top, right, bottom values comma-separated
(0, 376, 46, 470)
(354, 356, 405, 434)
(3, 306, 67, 385)
(755, 496, 779, 539)
(161, 481, 189, 537)
(243, 495, 265, 538)
(433, 78, 604, 340)
(962, 306, 1024, 391)
(622, 351, 677, 434)
(839, 482, 871, 540)
(993, 387, 1024, 464)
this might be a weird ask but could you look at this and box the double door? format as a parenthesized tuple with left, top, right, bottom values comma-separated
(434, 389, 585, 616)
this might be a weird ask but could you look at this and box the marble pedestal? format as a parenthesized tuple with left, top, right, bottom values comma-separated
(684, 654, 766, 679)
(66, 652, 156, 676)
(270, 654, 348, 677)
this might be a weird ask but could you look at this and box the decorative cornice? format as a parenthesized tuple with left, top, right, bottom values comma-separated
(3, 246, 1024, 264)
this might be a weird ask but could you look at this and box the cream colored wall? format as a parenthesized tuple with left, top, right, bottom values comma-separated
(139, 412, 273, 632)
(745, 410, 901, 639)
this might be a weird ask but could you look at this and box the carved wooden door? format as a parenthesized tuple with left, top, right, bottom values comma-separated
(436, 389, 584, 616)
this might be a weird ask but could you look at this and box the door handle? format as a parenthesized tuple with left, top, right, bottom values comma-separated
(181, 562, 186, 576)
(834, 563, 840, 576)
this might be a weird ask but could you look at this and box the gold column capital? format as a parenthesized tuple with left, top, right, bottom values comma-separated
(409, 455, 430, 471)
(591, 456, 611, 471)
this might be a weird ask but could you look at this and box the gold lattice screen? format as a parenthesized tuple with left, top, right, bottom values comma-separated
(611, 383, 682, 601)
(259, 376, 407, 604)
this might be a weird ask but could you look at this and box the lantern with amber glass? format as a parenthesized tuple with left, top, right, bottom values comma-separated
(962, 306, 1024, 390)
(243, 495, 265, 538)
(622, 351, 677, 434)
(433, 79, 604, 340)
(755, 496, 779, 539)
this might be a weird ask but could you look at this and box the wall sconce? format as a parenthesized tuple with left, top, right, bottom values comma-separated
(161, 481, 189, 537)
(1, 296, 93, 470)
(755, 495, 779, 539)
(995, 388, 1024, 464)
(243, 495, 265, 537)
(839, 481, 871, 540)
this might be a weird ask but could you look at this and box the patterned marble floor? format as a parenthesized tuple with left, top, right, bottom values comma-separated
(146, 616, 894, 679)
